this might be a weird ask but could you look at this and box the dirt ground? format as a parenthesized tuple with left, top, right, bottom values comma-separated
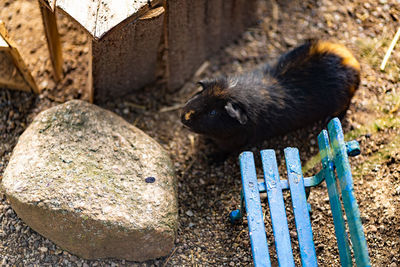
(1, 0, 400, 266)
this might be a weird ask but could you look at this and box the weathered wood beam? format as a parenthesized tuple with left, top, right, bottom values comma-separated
(164, 0, 259, 90)
(38, 0, 63, 82)
(92, 6, 165, 102)
(0, 21, 39, 93)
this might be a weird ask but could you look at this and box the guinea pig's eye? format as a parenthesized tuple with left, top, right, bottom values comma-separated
(209, 110, 217, 117)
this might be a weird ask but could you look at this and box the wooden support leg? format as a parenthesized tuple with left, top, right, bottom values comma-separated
(0, 21, 39, 93)
(87, 38, 93, 103)
(38, 0, 63, 82)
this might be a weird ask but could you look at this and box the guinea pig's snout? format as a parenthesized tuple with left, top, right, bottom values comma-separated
(180, 109, 196, 126)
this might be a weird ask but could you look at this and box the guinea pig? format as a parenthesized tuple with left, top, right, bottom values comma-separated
(180, 39, 360, 152)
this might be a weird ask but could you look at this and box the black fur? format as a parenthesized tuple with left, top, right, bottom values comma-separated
(181, 40, 360, 152)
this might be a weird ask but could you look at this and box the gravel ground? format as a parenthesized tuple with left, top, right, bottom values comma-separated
(1, 0, 400, 266)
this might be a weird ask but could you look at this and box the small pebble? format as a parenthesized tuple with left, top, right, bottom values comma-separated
(39, 247, 48, 253)
(40, 80, 49, 89)
(369, 225, 377, 233)
(395, 185, 400, 195)
(186, 210, 194, 217)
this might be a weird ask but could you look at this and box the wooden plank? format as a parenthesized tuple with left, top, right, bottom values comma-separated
(165, 0, 259, 90)
(38, 0, 63, 82)
(56, 0, 161, 40)
(0, 51, 31, 92)
(92, 6, 165, 102)
(328, 118, 371, 266)
(165, 0, 204, 90)
(260, 149, 295, 267)
(284, 148, 318, 267)
(204, 0, 223, 55)
(7, 47, 39, 93)
(0, 21, 14, 47)
(38, 0, 56, 11)
(95, 0, 150, 39)
(87, 38, 94, 103)
(0, 21, 39, 93)
(239, 151, 272, 267)
(317, 129, 352, 267)
(56, 0, 99, 37)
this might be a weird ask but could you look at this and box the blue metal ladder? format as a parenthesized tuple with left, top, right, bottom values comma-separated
(229, 118, 371, 267)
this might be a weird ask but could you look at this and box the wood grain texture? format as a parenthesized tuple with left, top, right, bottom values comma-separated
(56, 0, 99, 37)
(92, 6, 165, 102)
(95, 0, 148, 39)
(39, 0, 63, 82)
(39, 0, 56, 10)
(87, 38, 94, 103)
(55, 0, 161, 40)
(0, 51, 31, 92)
(0, 21, 39, 93)
(165, 0, 258, 90)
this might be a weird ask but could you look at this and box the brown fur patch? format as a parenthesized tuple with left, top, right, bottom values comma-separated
(349, 84, 357, 96)
(311, 41, 360, 71)
(184, 110, 195, 121)
(211, 85, 227, 97)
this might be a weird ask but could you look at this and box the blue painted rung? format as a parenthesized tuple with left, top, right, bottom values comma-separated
(328, 118, 371, 267)
(261, 150, 295, 267)
(257, 171, 325, 193)
(239, 152, 272, 267)
(318, 129, 352, 267)
(284, 148, 318, 267)
(256, 140, 359, 194)
(229, 118, 370, 267)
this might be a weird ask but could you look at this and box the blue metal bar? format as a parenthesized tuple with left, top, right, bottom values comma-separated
(239, 152, 272, 267)
(318, 130, 352, 267)
(256, 140, 358, 193)
(284, 148, 318, 267)
(328, 118, 371, 267)
(260, 150, 295, 267)
(258, 171, 325, 193)
(304, 171, 325, 187)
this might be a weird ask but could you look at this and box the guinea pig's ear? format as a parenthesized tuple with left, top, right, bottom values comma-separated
(197, 80, 206, 88)
(193, 81, 208, 96)
(197, 80, 213, 90)
(225, 102, 248, 125)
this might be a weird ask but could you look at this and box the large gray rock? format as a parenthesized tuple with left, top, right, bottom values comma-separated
(1, 100, 177, 261)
